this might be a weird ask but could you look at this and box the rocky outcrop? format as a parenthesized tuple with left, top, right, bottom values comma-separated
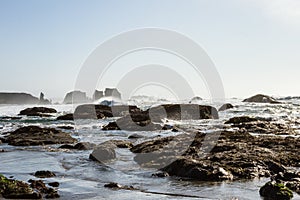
(39, 92, 51, 104)
(225, 116, 296, 135)
(93, 90, 104, 100)
(59, 142, 96, 150)
(19, 107, 57, 117)
(63, 91, 89, 104)
(4, 126, 77, 146)
(189, 96, 203, 103)
(243, 94, 280, 104)
(130, 130, 300, 181)
(0, 93, 39, 104)
(218, 103, 234, 111)
(34, 171, 56, 178)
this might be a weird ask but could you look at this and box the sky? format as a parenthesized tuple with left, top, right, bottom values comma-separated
(0, 0, 299, 101)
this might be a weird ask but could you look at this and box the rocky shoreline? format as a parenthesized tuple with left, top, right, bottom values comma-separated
(0, 94, 300, 199)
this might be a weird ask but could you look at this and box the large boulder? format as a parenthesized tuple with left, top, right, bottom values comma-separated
(89, 141, 117, 163)
(243, 94, 280, 104)
(4, 126, 77, 146)
(149, 104, 219, 120)
(73, 104, 141, 119)
(19, 107, 57, 117)
(56, 113, 74, 120)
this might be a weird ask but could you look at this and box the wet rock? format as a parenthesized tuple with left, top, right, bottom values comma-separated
(131, 130, 300, 181)
(104, 182, 136, 190)
(225, 116, 258, 124)
(150, 104, 219, 120)
(28, 179, 48, 193)
(259, 181, 293, 200)
(5, 126, 77, 146)
(56, 113, 74, 120)
(48, 182, 59, 187)
(45, 187, 60, 198)
(102, 112, 163, 131)
(162, 159, 233, 181)
(74, 104, 141, 119)
(0, 174, 40, 199)
(74, 142, 96, 150)
(19, 107, 57, 117)
(243, 94, 280, 104)
(218, 103, 234, 111)
(89, 141, 117, 163)
(34, 171, 56, 178)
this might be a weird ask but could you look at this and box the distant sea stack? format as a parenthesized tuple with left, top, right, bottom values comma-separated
(0, 93, 39, 104)
(63, 91, 89, 104)
(93, 88, 122, 101)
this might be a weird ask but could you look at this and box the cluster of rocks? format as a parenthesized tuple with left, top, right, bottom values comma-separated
(0, 171, 59, 199)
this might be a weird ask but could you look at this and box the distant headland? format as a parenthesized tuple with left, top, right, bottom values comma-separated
(0, 88, 122, 105)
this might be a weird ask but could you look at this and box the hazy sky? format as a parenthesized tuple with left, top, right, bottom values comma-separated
(0, 0, 299, 101)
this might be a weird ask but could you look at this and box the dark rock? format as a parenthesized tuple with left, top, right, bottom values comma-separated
(59, 142, 96, 150)
(259, 181, 293, 200)
(74, 104, 141, 119)
(130, 130, 300, 181)
(149, 104, 219, 120)
(243, 94, 280, 104)
(218, 103, 234, 111)
(19, 107, 57, 117)
(225, 116, 258, 124)
(0, 174, 40, 199)
(225, 116, 296, 135)
(5, 126, 77, 146)
(104, 182, 123, 189)
(39, 92, 51, 105)
(74, 142, 96, 150)
(161, 159, 233, 181)
(45, 187, 60, 198)
(57, 113, 74, 120)
(63, 90, 89, 104)
(34, 171, 56, 178)
(89, 141, 117, 163)
(0, 92, 40, 104)
(48, 182, 59, 187)
(29, 179, 48, 193)
(128, 134, 144, 139)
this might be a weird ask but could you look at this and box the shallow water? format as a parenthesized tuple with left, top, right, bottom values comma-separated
(1, 98, 300, 199)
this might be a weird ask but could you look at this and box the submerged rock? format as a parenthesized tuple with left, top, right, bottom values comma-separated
(19, 107, 57, 117)
(243, 94, 280, 104)
(259, 181, 293, 200)
(5, 126, 77, 146)
(218, 103, 234, 111)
